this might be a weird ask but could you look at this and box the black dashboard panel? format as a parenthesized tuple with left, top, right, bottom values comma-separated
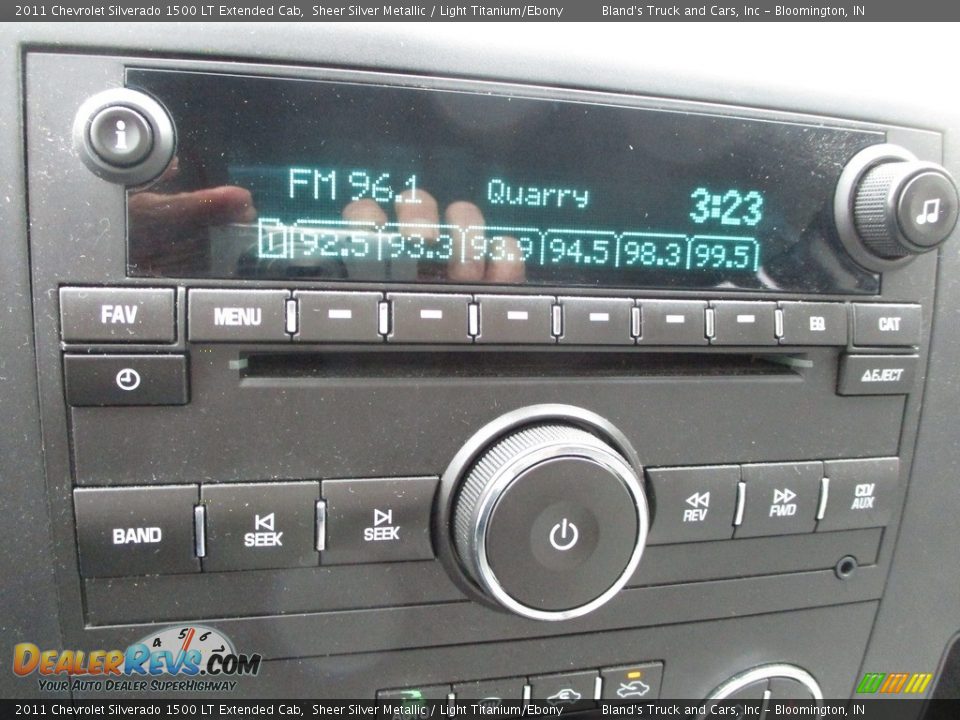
(2, 25, 960, 707)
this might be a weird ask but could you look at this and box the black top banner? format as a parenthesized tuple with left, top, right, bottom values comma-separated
(7, 0, 960, 21)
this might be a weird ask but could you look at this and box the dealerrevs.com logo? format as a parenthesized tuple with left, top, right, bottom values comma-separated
(13, 625, 262, 693)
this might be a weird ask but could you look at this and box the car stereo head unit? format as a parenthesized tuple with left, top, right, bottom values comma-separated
(23, 52, 958, 699)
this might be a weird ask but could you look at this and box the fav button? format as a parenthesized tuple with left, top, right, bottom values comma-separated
(735, 462, 822, 538)
(64, 354, 188, 406)
(73, 485, 199, 578)
(188, 289, 290, 342)
(60, 287, 175, 343)
(646, 465, 739, 545)
(200, 482, 320, 572)
(321, 477, 438, 564)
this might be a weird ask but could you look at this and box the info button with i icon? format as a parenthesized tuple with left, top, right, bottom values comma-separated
(87, 105, 154, 168)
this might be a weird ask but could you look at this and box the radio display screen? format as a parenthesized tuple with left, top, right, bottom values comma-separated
(126, 69, 881, 294)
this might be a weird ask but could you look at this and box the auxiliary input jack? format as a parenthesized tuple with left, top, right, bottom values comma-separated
(835, 555, 859, 580)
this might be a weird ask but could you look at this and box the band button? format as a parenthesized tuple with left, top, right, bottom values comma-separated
(74, 485, 199, 578)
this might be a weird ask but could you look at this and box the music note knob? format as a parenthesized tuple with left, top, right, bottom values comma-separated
(837, 144, 959, 266)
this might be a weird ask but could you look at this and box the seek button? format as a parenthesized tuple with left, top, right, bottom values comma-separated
(201, 482, 319, 571)
(321, 477, 438, 565)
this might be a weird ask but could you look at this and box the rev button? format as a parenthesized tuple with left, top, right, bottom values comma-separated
(646, 465, 739, 545)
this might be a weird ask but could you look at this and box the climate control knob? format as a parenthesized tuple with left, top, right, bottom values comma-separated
(449, 422, 649, 621)
(836, 144, 958, 270)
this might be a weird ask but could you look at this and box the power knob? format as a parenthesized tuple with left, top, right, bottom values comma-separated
(439, 407, 649, 621)
(835, 144, 958, 270)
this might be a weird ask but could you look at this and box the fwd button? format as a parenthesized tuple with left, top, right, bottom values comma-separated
(735, 462, 822, 538)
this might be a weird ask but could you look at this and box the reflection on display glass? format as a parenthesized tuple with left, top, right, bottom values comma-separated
(127, 69, 882, 294)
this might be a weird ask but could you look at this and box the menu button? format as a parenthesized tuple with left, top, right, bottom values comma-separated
(188, 289, 290, 342)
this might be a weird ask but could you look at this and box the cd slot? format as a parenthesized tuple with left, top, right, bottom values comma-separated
(240, 351, 802, 381)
